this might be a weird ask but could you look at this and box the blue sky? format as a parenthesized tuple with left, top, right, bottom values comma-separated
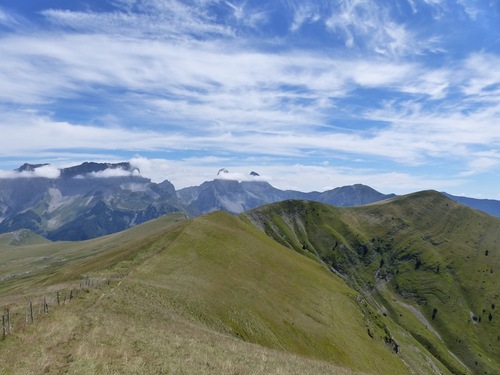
(0, 0, 499, 197)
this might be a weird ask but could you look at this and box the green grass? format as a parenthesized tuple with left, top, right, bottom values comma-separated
(0, 212, 187, 297)
(244, 191, 500, 374)
(0, 285, 363, 375)
(1, 210, 435, 375)
(126, 211, 413, 374)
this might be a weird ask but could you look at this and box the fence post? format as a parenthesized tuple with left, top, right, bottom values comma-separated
(6, 308, 10, 333)
(2, 315, 5, 340)
(30, 301, 34, 323)
(57, 291, 60, 306)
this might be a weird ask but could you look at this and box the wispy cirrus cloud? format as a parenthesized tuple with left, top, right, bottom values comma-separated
(0, 6, 28, 30)
(0, 28, 498, 172)
(41, 0, 233, 40)
(322, 0, 432, 56)
(462, 53, 500, 101)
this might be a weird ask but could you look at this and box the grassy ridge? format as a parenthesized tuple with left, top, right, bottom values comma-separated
(244, 191, 500, 374)
(0, 213, 187, 297)
(1, 210, 437, 374)
(128, 211, 412, 374)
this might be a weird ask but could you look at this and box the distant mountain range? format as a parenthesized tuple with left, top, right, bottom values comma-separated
(443, 193, 500, 217)
(0, 162, 498, 241)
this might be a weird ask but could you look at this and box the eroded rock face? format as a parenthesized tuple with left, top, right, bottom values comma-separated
(0, 162, 181, 241)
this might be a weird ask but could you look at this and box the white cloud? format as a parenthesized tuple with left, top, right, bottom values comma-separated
(401, 68, 451, 99)
(461, 53, 500, 101)
(459, 150, 500, 177)
(322, 0, 446, 56)
(0, 7, 27, 30)
(32, 165, 61, 178)
(225, 1, 268, 29)
(289, 2, 322, 32)
(324, 0, 405, 55)
(84, 168, 133, 178)
(0, 164, 61, 179)
(215, 169, 271, 182)
(0, 29, 422, 125)
(457, 0, 480, 20)
(124, 157, 463, 195)
(459, 158, 500, 177)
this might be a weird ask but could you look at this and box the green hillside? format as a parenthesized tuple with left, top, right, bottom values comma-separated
(0, 229, 50, 247)
(244, 191, 500, 374)
(0, 210, 449, 374)
(0, 212, 187, 297)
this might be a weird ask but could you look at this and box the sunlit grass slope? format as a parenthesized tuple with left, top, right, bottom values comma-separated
(128, 211, 412, 374)
(0, 212, 187, 297)
(244, 191, 500, 375)
(1, 210, 438, 374)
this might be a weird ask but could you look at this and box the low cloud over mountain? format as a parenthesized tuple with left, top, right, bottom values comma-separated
(0, 161, 498, 241)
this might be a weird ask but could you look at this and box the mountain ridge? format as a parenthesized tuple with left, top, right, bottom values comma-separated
(0, 162, 395, 240)
(0, 161, 499, 241)
(243, 191, 500, 374)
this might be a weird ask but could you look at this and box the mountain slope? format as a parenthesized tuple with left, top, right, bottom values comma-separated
(444, 192, 500, 217)
(0, 162, 182, 241)
(244, 191, 500, 374)
(177, 178, 394, 216)
(0, 210, 450, 374)
(0, 229, 50, 247)
(0, 213, 187, 296)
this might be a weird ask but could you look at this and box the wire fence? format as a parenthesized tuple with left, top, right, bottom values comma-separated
(1, 276, 112, 341)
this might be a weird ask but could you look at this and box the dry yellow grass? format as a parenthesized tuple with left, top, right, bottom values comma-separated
(0, 284, 363, 375)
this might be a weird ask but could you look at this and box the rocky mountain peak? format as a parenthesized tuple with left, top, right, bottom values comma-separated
(16, 163, 50, 172)
(59, 162, 138, 178)
(217, 168, 229, 175)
